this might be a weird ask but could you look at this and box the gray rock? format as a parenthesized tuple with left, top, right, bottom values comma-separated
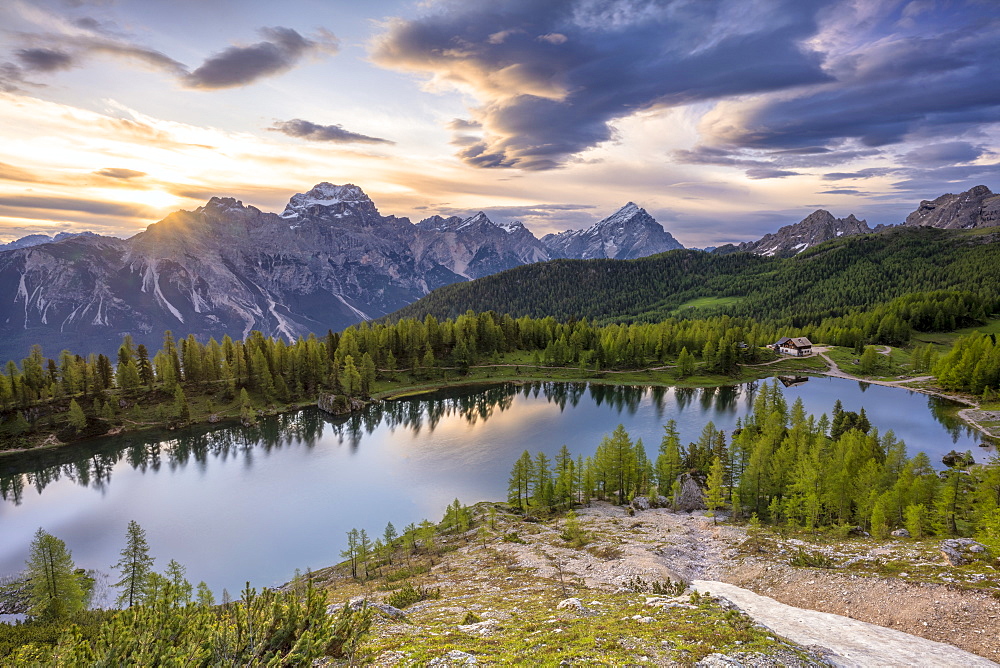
(675, 473, 706, 512)
(890, 528, 910, 538)
(631, 496, 652, 511)
(326, 597, 406, 618)
(428, 649, 477, 665)
(940, 538, 988, 566)
(457, 618, 500, 636)
(695, 654, 745, 667)
(904, 185, 1000, 230)
(556, 597, 587, 611)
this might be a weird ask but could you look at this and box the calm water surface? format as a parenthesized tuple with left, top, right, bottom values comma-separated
(0, 377, 987, 599)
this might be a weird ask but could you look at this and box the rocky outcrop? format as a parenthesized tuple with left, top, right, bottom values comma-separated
(674, 473, 706, 512)
(738, 209, 872, 256)
(542, 202, 683, 260)
(904, 185, 1000, 229)
(939, 538, 987, 566)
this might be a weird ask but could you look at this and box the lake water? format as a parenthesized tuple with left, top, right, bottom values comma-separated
(0, 377, 987, 601)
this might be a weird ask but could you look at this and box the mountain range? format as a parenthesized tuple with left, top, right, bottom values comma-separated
(0, 183, 995, 361)
(0, 184, 680, 360)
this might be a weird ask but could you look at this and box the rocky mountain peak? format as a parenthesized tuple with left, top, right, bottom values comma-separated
(542, 203, 683, 260)
(280, 182, 380, 223)
(904, 185, 1000, 229)
(737, 209, 872, 256)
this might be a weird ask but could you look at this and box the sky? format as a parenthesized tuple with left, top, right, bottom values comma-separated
(0, 0, 998, 248)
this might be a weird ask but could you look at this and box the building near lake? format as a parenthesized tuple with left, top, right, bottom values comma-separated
(773, 337, 813, 357)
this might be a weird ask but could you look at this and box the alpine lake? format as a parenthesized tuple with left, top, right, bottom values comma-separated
(0, 376, 990, 605)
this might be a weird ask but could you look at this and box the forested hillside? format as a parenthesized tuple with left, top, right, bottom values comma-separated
(390, 227, 1000, 328)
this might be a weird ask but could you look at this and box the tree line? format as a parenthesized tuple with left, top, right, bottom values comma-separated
(506, 381, 1000, 544)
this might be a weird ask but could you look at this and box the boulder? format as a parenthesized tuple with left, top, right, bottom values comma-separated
(326, 597, 406, 618)
(317, 393, 365, 415)
(631, 496, 652, 511)
(556, 597, 586, 611)
(675, 473, 706, 512)
(890, 528, 910, 538)
(940, 538, 988, 566)
(458, 618, 501, 636)
(428, 649, 477, 665)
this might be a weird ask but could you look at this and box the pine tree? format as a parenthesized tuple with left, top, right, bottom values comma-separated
(25, 528, 85, 619)
(114, 520, 155, 608)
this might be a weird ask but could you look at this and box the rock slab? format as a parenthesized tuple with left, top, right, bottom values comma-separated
(691, 580, 998, 667)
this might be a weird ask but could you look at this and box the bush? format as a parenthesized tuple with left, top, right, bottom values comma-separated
(385, 582, 440, 609)
(788, 548, 837, 568)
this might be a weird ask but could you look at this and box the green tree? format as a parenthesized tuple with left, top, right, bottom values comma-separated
(25, 528, 85, 619)
(173, 385, 190, 423)
(114, 520, 155, 608)
(705, 456, 726, 523)
(67, 398, 87, 434)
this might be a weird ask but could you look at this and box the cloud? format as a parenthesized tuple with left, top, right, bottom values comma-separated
(819, 188, 864, 195)
(0, 162, 41, 183)
(0, 194, 155, 218)
(901, 141, 985, 167)
(15, 48, 73, 72)
(698, 15, 1000, 153)
(95, 168, 147, 179)
(371, 0, 831, 169)
(183, 27, 337, 89)
(823, 168, 894, 180)
(745, 167, 799, 179)
(269, 119, 394, 145)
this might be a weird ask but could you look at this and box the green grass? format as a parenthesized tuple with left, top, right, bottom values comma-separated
(910, 317, 1000, 349)
(674, 296, 742, 312)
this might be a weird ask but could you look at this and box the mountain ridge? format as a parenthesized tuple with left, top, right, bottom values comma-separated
(0, 185, 681, 361)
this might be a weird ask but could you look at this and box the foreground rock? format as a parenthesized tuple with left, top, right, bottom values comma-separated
(691, 580, 999, 667)
(939, 538, 988, 566)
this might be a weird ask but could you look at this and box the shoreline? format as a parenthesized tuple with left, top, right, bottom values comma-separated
(1, 357, 991, 462)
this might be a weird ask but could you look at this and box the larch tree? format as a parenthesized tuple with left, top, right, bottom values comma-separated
(25, 528, 85, 620)
(114, 520, 155, 608)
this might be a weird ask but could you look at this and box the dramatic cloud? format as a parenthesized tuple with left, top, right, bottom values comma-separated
(183, 27, 337, 89)
(16, 47, 73, 72)
(372, 0, 830, 169)
(270, 119, 393, 145)
(698, 13, 1000, 153)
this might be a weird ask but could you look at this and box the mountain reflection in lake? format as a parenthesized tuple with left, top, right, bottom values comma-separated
(0, 378, 987, 597)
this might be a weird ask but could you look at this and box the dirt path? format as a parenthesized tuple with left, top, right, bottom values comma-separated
(691, 580, 998, 667)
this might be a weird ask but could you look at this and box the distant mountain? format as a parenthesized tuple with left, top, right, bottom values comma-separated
(389, 225, 1000, 326)
(542, 203, 683, 259)
(0, 231, 97, 251)
(903, 185, 1000, 229)
(0, 184, 681, 361)
(415, 211, 551, 277)
(737, 210, 872, 256)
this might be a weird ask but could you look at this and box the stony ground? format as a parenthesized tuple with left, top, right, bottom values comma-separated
(311, 503, 1000, 665)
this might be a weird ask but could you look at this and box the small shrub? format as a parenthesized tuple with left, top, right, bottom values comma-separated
(461, 611, 482, 625)
(620, 576, 686, 596)
(502, 532, 526, 544)
(385, 582, 440, 609)
(384, 563, 431, 583)
(587, 544, 624, 560)
(788, 548, 836, 569)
